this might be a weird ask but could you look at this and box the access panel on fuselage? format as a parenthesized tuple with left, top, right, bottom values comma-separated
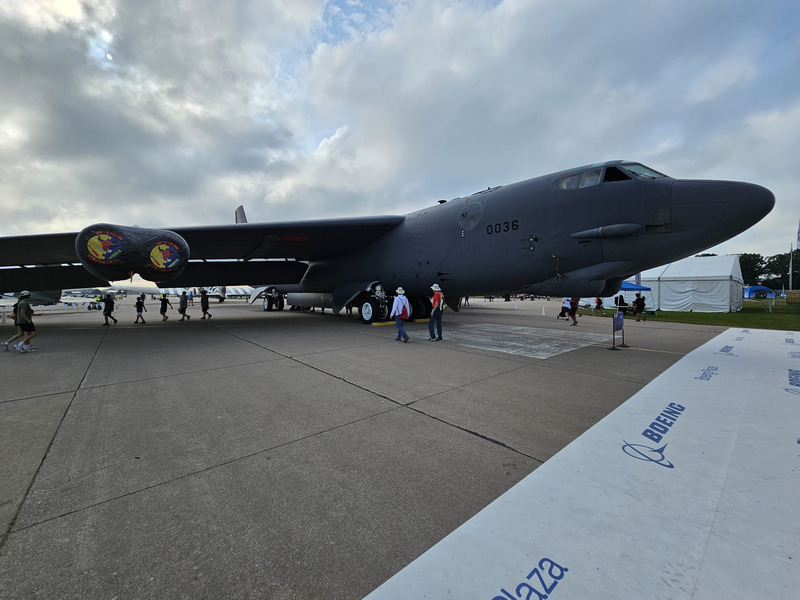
(440, 188, 532, 293)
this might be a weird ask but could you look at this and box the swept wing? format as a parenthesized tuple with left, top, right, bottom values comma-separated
(0, 216, 405, 290)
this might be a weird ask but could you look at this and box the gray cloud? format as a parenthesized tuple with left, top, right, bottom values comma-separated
(0, 0, 797, 256)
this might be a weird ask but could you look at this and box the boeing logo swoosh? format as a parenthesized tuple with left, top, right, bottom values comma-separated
(622, 441, 675, 468)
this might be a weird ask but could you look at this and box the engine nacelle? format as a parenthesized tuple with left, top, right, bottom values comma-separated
(75, 223, 190, 282)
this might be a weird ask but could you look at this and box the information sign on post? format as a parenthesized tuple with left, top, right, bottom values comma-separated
(610, 311, 628, 350)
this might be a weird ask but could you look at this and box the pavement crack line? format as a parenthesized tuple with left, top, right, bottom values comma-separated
(6, 326, 595, 537)
(0, 327, 109, 553)
(223, 327, 554, 462)
(6, 405, 403, 535)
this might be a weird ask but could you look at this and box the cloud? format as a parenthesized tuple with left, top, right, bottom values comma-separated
(0, 0, 797, 258)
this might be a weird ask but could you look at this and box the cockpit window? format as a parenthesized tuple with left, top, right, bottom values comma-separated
(620, 162, 667, 179)
(561, 169, 602, 189)
(561, 174, 580, 189)
(602, 166, 631, 182)
(580, 168, 601, 187)
(559, 162, 664, 190)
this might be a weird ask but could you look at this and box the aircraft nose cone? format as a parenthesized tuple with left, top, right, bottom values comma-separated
(672, 180, 775, 243)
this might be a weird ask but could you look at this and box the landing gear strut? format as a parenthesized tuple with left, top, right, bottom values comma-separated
(262, 292, 285, 311)
(358, 284, 390, 324)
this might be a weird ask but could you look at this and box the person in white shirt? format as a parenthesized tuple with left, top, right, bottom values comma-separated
(389, 287, 411, 343)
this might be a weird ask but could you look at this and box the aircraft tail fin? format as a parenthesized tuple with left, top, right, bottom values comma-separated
(235, 205, 248, 224)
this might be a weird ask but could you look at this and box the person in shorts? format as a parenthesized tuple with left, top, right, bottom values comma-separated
(13, 291, 37, 352)
(102, 294, 118, 325)
(3, 300, 24, 351)
(159, 295, 173, 321)
(178, 291, 191, 321)
(134, 296, 147, 323)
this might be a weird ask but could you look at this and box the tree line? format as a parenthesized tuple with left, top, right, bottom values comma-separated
(738, 249, 800, 290)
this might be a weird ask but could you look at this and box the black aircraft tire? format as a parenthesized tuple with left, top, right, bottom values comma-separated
(412, 296, 432, 319)
(378, 301, 389, 322)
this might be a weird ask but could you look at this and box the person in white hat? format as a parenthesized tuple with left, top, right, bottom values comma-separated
(428, 283, 444, 341)
(389, 287, 410, 342)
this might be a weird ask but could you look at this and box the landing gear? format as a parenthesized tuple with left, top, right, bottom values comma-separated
(359, 298, 377, 323)
(410, 296, 432, 320)
(262, 292, 285, 311)
(356, 284, 391, 324)
(359, 297, 389, 324)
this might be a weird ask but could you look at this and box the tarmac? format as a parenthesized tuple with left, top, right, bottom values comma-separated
(0, 297, 726, 599)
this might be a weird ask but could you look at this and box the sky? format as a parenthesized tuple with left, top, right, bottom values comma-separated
(1, 0, 798, 257)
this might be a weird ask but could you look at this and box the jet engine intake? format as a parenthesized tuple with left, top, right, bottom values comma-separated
(75, 223, 190, 282)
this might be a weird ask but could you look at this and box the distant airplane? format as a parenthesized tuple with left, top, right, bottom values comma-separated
(0, 290, 100, 310)
(0, 161, 774, 322)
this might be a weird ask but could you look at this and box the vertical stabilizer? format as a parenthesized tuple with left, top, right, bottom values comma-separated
(235, 206, 248, 224)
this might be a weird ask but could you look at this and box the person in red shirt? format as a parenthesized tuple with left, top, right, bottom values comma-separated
(428, 283, 444, 341)
(568, 297, 580, 326)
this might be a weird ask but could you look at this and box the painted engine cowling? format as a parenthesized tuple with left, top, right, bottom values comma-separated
(75, 223, 190, 282)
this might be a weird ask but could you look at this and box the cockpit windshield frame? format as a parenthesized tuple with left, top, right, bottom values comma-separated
(620, 162, 667, 179)
(559, 161, 669, 191)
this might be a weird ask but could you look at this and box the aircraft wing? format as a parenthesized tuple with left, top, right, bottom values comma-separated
(171, 216, 405, 260)
(365, 328, 799, 599)
(0, 215, 405, 291)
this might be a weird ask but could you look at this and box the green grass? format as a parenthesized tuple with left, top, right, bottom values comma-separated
(607, 299, 800, 330)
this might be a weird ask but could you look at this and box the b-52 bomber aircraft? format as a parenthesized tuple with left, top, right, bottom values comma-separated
(0, 160, 774, 322)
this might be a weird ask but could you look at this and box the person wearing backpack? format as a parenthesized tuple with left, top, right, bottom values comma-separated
(389, 287, 411, 343)
(3, 300, 24, 351)
(9, 291, 37, 352)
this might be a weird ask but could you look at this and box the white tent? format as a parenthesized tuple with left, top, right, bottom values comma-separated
(640, 255, 744, 313)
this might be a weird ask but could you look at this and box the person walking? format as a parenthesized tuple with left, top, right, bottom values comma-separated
(568, 296, 579, 326)
(134, 296, 147, 323)
(594, 297, 604, 316)
(389, 287, 410, 342)
(102, 293, 118, 325)
(12, 291, 37, 352)
(558, 297, 570, 319)
(200, 289, 212, 319)
(3, 290, 37, 353)
(178, 291, 191, 321)
(3, 300, 24, 351)
(159, 295, 173, 321)
(428, 283, 444, 341)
